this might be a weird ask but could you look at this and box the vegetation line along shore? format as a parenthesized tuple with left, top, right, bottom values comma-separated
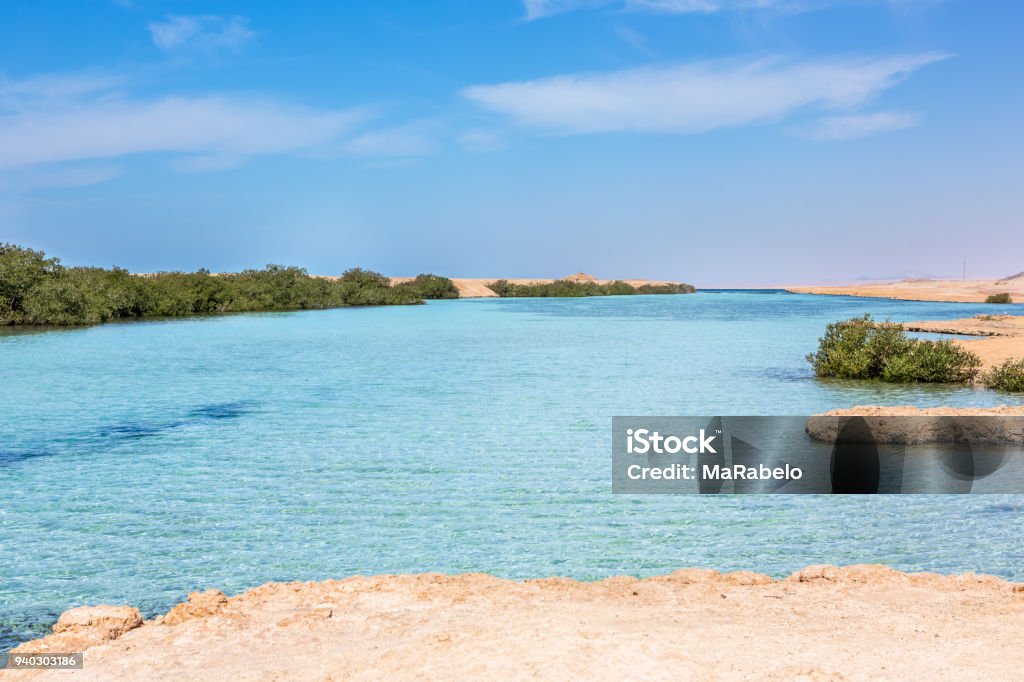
(486, 279, 695, 297)
(0, 244, 696, 327)
(0, 244, 458, 326)
(808, 314, 1024, 392)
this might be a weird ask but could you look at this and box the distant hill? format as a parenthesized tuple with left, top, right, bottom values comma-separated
(997, 271, 1024, 283)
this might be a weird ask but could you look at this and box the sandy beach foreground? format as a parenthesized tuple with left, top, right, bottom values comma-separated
(6, 566, 1023, 681)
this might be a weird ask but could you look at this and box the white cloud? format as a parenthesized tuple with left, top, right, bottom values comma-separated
(626, 0, 822, 12)
(462, 53, 949, 135)
(523, 0, 614, 19)
(169, 154, 246, 173)
(614, 26, 654, 54)
(524, 0, 941, 18)
(795, 110, 922, 140)
(148, 15, 256, 52)
(0, 74, 369, 173)
(0, 164, 122, 192)
(343, 122, 440, 158)
(0, 96, 365, 171)
(457, 129, 507, 153)
(0, 72, 123, 111)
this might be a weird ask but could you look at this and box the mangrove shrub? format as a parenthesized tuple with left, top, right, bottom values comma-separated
(0, 243, 459, 326)
(807, 314, 982, 384)
(984, 358, 1024, 392)
(486, 279, 695, 298)
(394, 274, 460, 299)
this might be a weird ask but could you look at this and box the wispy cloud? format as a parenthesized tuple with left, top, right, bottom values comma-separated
(523, 0, 613, 20)
(0, 72, 123, 110)
(626, 0, 830, 13)
(148, 15, 256, 52)
(457, 129, 507, 153)
(614, 26, 655, 55)
(343, 121, 440, 158)
(0, 97, 364, 171)
(524, 0, 940, 19)
(462, 53, 949, 135)
(795, 110, 922, 140)
(0, 163, 123, 192)
(0, 73, 370, 175)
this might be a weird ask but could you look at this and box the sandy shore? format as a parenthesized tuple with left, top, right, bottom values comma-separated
(389, 277, 686, 298)
(5, 566, 1024, 681)
(807, 405, 1024, 443)
(817, 405, 1024, 417)
(786, 277, 1024, 304)
(902, 314, 1024, 370)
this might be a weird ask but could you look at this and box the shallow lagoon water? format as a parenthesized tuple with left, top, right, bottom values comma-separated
(2, 292, 1023, 651)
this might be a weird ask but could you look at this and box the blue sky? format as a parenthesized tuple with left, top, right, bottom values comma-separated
(1, 0, 1021, 284)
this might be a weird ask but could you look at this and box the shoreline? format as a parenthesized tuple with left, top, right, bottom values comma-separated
(6, 565, 1024, 680)
(387, 277, 688, 298)
(786, 277, 1024, 304)
(905, 315, 1024, 371)
(786, 282, 1024, 371)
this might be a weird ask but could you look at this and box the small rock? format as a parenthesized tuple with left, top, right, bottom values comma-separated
(163, 589, 229, 625)
(11, 605, 143, 655)
(53, 605, 143, 638)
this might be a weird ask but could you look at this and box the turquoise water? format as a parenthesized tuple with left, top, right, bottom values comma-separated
(2, 292, 1023, 651)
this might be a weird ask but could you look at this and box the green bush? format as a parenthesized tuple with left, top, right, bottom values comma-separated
(486, 279, 514, 297)
(486, 279, 695, 298)
(636, 282, 697, 294)
(20, 272, 105, 325)
(807, 314, 982, 384)
(0, 243, 60, 315)
(394, 274, 460, 299)
(335, 268, 421, 306)
(806, 314, 910, 379)
(985, 293, 1013, 304)
(0, 243, 430, 326)
(880, 339, 982, 383)
(984, 358, 1024, 392)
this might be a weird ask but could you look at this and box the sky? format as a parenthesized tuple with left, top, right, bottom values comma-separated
(0, 0, 1021, 285)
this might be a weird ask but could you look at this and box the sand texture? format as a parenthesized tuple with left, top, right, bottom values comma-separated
(786, 277, 1024, 304)
(807, 405, 1024, 443)
(902, 315, 1024, 370)
(817, 405, 1024, 417)
(5, 566, 1024, 681)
